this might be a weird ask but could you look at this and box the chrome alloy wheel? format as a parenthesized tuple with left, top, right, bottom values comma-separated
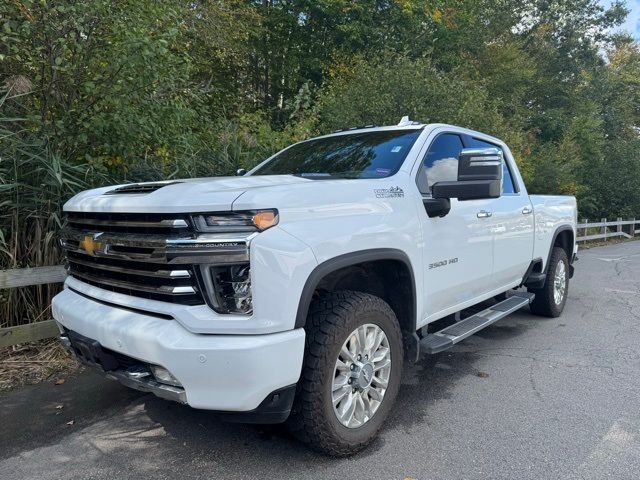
(332, 323, 391, 428)
(553, 260, 567, 305)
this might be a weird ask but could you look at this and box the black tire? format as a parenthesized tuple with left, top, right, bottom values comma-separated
(287, 290, 403, 456)
(528, 247, 569, 317)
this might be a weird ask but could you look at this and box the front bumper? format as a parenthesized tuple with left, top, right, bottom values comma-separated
(52, 288, 305, 414)
(59, 329, 188, 404)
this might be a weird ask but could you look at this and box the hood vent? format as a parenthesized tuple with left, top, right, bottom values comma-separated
(104, 181, 182, 195)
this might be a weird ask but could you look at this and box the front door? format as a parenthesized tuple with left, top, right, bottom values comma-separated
(415, 132, 496, 320)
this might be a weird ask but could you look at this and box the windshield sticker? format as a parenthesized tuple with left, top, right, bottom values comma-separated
(375, 168, 391, 176)
(374, 186, 404, 198)
(391, 146, 403, 153)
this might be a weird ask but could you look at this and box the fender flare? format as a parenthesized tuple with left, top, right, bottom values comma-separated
(544, 225, 575, 273)
(294, 248, 417, 330)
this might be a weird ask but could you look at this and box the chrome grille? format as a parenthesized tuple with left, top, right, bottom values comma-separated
(61, 212, 250, 306)
(65, 211, 191, 235)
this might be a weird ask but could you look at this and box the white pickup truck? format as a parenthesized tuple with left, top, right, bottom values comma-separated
(53, 119, 578, 455)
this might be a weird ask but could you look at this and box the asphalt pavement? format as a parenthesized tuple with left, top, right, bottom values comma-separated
(1, 241, 639, 480)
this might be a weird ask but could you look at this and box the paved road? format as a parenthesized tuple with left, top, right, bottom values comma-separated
(1, 242, 639, 480)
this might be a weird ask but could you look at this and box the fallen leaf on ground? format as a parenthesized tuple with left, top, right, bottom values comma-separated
(66, 420, 74, 426)
(55, 404, 63, 409)
(476, 372, 489, 378)
(54, 378, 65, 385)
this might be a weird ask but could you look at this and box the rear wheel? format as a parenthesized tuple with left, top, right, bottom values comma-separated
(528, 247, 569, 317)
(287, 291, 403, 456)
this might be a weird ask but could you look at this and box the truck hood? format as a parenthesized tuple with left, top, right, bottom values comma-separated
(64, 175, 312, 213)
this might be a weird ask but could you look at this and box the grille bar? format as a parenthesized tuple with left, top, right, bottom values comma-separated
(62, 240, 166, 263)
(60, 229, 250, 264)
(70, 270, 197, 296)
(68, 256, 191, 279)
(68, 217, 188, 229)
(65, 212, 192, 236)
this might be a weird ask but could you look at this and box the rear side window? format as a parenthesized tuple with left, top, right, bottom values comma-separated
(422, 134, 464, 193)
(466, 137, 516, 194)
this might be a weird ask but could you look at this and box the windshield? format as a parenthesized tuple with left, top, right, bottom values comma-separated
(251, 129, 423, 179)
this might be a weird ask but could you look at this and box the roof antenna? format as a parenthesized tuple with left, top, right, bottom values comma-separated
(397, 116, 412, 126)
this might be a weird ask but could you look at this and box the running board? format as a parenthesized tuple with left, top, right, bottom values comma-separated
(420, 292, 535, 354)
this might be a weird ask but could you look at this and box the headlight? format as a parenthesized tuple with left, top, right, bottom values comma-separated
(199, 263, 253, 315)
(192, 209, 278, 233)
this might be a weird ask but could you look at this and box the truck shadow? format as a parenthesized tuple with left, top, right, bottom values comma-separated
(387, 309, 542, 434)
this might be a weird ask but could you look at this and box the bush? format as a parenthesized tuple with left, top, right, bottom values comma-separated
(315, 54, 504, 135)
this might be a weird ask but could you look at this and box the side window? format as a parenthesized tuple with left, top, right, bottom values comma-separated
(467, 137, 516, 194)
(422, 134, 463, 194)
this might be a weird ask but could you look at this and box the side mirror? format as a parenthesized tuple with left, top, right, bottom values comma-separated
(432, 148, 502, 201)
(236, 168, 247, 176)
(458, 147, 503, 182)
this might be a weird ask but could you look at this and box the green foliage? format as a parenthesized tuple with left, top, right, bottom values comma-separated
(2, 0, 215, 175)
(316, 55, 496, 131)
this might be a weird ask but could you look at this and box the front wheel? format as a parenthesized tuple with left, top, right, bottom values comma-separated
(287, 291, 403, 456)
(528, 247, 569, 317)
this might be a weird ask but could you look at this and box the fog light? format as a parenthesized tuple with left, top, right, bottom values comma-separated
(150, 365, 182, 387)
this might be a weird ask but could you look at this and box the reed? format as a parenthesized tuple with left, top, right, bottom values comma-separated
(0, 91, 108, 328)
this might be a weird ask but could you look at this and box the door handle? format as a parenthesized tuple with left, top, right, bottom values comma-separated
(477, 210, 492, 218)
(522, 206, 533, 215)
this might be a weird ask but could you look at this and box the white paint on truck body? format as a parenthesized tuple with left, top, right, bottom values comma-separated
(53, 122, 578, 411)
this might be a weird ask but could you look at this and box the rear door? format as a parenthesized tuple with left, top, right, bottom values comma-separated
(463, 136, 534, 287)
(415, 132, 496, 318)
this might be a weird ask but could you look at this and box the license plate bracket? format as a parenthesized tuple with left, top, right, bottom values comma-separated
(67, 330, 119, 371)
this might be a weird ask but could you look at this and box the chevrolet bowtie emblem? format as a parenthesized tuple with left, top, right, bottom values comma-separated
(80, 234, 103, 256)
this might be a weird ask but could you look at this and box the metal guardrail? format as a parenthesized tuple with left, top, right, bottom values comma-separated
(1, 216, 638, 347)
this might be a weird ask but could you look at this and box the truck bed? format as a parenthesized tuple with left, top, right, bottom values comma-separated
(529, 194, 577, 269)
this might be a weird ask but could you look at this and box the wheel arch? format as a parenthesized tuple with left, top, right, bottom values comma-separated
(545, 225, 575, 273)
(294, 249, 417, 335)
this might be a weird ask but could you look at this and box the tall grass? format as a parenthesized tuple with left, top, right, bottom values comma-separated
(0, 91, 107, 328)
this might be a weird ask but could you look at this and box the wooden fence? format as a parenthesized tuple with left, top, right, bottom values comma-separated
(1, 218, 638, 348)
(0, 266, 65, 348)
(577, 218, 639, 242)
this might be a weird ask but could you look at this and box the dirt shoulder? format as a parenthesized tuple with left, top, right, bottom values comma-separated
(0, 340, 82, 392)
